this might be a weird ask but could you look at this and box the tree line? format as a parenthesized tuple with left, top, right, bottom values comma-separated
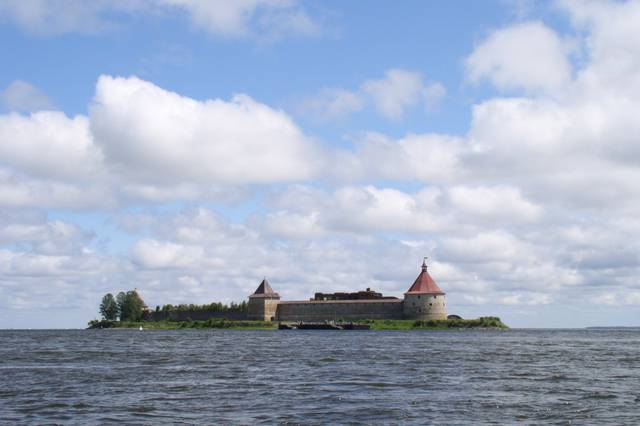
(156, 301, 247, 313)
(98, 291, 248, 322)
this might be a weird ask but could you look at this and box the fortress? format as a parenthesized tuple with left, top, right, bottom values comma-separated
(248, 258, 447, 322)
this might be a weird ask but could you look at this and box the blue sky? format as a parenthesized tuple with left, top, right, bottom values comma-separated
(1, 0, 639, 328)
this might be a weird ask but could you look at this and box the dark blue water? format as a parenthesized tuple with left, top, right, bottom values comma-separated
(1, 329, 639, 424)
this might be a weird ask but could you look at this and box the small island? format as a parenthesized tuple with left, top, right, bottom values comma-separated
(88, 259, 508, 331)
(88, 316, 508, 330)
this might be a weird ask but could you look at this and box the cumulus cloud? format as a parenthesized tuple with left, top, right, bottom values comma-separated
(440, 231, 534, 265)
(299, 69, 445, 121)
(90, 75, 320, 184)
(349, 132, 463, 181)
(561, 0, 640, 97)
(1, 80, 54, 112)
(448, 185, 542, 222)
(132, 239, 205, 269)
(263, 185, 449, 237)
(0, 210, 91, 255)
(0, 110, 113, 209)
(464, 90, 640, 212)
(362, 69, 446, 119)
(0, 169, 115, 209)
(262, 182, 545, 239)
(0, 111, 101, 181)
(466, 21, 573, 93)
(0, 75, 323, 208)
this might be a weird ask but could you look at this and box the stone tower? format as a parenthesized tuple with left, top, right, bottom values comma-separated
(403, 258, 447, 320)
(247, 278, 280, 321)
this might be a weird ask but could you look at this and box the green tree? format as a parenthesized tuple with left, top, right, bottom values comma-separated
(118, 290, 146, 321)
(116, 291, 126, 320)
(99, 293, 118, 320)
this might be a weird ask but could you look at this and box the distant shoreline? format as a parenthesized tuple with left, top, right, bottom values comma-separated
(585, 326, 640, 329)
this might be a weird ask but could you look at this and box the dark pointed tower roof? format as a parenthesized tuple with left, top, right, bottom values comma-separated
(249, 278, 280, 299)
(405, 258, 445, 295)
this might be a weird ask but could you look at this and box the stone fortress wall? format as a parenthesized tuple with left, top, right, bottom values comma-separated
(141, 259, 447, 322)
(247, 259, 448, 322)
(275, 299, 404, 321)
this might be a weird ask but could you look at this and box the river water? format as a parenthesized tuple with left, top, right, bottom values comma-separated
(1, 329, 639, 424)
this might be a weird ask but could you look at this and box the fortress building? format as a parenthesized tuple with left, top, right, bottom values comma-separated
(247, 258, 447, 322)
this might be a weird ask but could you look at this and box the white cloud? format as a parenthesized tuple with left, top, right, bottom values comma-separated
(300, 69, 446, 121)
(499, 293, 552, 305)
(132, 239, 205, 269)
(160, 0, 267, 37)
(263, 185, 450, 237)
(159, 0, 319, 39)
(0, 219, 90, 255)
(0, 111, 101, 181)
(262, 210, 324, 239)
(329, 186, 442, 233)
(466, 21, 573, 93)
(465, 95, 640, 211)
(448, 185, 542, 222)
(1, 80, 54, 112)
(590, 291, 640, 307)
(0, 110, 112, 209)
(350, 132, 463, 182)
(561, 0, 640, 99)
(0, 169, 115, 209)
(119, 182, 249, 204)
(362, 69, 446, 119)
(440, 231, 533, 264)
(0, 75, 324, 208)
(90, 75, 321, 184)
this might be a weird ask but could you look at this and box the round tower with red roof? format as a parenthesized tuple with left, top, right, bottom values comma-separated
(403, 258, 447, 320)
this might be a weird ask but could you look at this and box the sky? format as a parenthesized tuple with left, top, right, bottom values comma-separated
(0, 0, 639, 329)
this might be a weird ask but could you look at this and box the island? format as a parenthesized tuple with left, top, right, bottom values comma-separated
(88, 259, 508, 330)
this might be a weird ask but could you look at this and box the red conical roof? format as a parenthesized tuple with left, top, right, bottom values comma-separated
(405, 259, 445, 295)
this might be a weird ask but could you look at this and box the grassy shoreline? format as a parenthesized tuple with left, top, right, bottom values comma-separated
(364, 317, 508, 330)
(88, 318, 276, 330)
(88, 316, 507, 330)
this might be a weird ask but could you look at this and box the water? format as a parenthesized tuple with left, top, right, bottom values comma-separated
(1, 329, 639, 425)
